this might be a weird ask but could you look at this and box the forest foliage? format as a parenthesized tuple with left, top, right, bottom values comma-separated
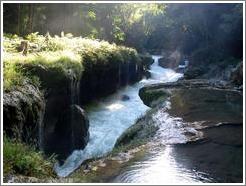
(3, 3, 243, 91)
(3, 3, 243, 59)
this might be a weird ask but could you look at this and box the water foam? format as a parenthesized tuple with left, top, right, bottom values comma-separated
(55, 55, 183, 177)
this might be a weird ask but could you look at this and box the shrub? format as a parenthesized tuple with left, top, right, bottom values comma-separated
(3, 136, 55, 178)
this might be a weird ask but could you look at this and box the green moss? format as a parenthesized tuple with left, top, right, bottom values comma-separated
(114, 108, 159, 152)
(3, 136, 55, 178)
(3, 33, 140, 91)
(139, 88, 170, 107)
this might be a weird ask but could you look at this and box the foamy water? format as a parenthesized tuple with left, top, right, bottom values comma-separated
(55, 55, 183, 177)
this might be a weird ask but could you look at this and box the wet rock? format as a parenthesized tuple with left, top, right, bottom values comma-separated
(79, 59, 145, 104)
(3, 81, 45, 147)
(115, 109, 159, 148)
(144, 71, 151, 79)
(22, 64, 88, 159)
(46, 105, 89, 161)
(121, 95, 130, 101)
(184, 67, 205, 79)
(140, 79, 235, 91)
(139, 54, 154, 69)
(139, 87, 170, 107)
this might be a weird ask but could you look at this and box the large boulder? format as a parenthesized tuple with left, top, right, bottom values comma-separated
(3, 81, 45, 147)
(139, 86, 171, 107)
(45, 105, 89, 161)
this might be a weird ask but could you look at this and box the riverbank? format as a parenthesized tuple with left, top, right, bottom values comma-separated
(3, 33, 153, 181)
(113, 75, 243, 183)
(3, 50, 243, 183)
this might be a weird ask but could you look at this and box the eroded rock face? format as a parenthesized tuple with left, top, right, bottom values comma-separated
(79, 61, 145, 104)
(19, 64, 89, 160)
(46, 105, 89, 161)
(3, 81, 45, 147)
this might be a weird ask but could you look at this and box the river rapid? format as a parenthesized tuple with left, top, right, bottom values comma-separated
(55, 56, 243, 183)
(55, 56, 183, 177)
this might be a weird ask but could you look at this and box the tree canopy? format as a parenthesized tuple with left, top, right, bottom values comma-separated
(3, 3, 243, 60)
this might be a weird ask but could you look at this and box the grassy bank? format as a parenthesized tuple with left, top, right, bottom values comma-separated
(3, 33, 151, 180)
(3, 33, 141, 92)
(3, 136, 55, 179)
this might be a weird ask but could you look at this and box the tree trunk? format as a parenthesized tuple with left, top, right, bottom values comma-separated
(28, 4, 34, 34)
(17, 4, 21, 35)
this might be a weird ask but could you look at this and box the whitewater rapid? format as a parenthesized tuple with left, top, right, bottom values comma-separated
(55, 55, 183, 177)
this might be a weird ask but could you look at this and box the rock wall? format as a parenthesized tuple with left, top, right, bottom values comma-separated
(3, 54, 151, 161)
(22, 64, 88, 161)
(79, 60, 145, 104)
(3, 81, 45, 147)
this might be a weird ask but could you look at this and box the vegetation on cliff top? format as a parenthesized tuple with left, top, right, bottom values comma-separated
(3, 136, 55, 178)
(3, 33, 140, 92)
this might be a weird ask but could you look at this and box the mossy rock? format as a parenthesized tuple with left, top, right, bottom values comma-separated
(3, 80, 45, 147)
(139, 86, 171, 107)
(115, 109, 158, 149)
(139, 54, 154, 69)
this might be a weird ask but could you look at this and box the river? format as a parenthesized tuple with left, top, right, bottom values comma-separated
(55, 56, 243, 183)
(55, 55, 183, 177)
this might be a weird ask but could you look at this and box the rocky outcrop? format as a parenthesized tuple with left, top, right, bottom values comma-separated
(79, 58, 148, 104)
(3, 81, 45, 147)
(45, 105, 89, 161)
(116, 78, 243, 150)
(23, 64, 89, 160)
(3, 53, 152, 160)
(139, 87, 171, 107)
(115, 109, 158, 148)
(184, 67, 205, 79)
(158, 50, 182, 69)
(183, 55, 243, 85)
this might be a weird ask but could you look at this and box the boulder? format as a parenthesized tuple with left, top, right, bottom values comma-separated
(121, 95, 130, 101)
(115, 109, 158, 148)
(139, 86, 171, 107)
(46, 105, 89, 161)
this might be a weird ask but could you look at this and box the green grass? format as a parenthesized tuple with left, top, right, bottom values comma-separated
(3, 33, 140, 92)
(3, 61, 27, 92)
(3, 136, 55, 178)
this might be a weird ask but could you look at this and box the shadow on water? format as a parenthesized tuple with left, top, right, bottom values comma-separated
(55, 56, 243, 183)
(113, 88, 243, 183)
(173, 124, 243, 183)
